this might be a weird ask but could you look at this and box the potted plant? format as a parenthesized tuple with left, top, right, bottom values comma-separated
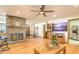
(50, 35, 58, 47)
(46, 35, 59, 49)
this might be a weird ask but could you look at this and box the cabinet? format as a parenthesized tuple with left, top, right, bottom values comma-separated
(43, 23, 53, 39)
(11, 33, 23, 41)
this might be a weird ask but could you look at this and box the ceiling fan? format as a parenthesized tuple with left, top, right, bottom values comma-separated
(30, 5, 54, 17)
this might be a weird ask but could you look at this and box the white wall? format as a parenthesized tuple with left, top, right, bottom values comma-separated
(35, 22, 45, 37)
(0, 15, 6, 23)
(30, 25, 35, 35)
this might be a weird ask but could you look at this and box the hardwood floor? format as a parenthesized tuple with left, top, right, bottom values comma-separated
(0, 37, 79, 54)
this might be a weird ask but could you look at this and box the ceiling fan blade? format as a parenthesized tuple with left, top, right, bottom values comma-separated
(43, 13, 47, 17)
(36, 13, 40, 16)
(40, 5, 45, 11)
(30, 10, 40, 12)
(44, 10, 54, 12)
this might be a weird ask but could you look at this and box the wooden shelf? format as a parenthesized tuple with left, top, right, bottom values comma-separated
(7, 25, 26, 28)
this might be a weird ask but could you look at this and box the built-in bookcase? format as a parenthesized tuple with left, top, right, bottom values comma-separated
(6, 15, 26, 43)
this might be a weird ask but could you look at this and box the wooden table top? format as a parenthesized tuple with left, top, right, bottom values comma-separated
(34, 44, 66, 54)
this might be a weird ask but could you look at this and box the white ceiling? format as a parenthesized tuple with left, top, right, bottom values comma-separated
(0, 5, 79, 24)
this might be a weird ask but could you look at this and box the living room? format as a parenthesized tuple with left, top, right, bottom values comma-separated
(0, 5, 79, 54)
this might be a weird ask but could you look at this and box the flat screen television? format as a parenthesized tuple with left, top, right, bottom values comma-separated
(53, 22, 67, 31)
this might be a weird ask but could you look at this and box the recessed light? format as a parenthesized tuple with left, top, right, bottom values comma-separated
(16, 11, 20, 14)
(53, 14, 56, 17)
(74, 5, 78, 8)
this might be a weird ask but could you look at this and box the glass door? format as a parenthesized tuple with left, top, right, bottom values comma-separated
(0, 16, 6, 39)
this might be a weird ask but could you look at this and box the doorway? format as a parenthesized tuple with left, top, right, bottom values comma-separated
(68, 18, 79, 45)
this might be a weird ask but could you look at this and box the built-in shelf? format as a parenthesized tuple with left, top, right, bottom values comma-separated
(6, 15, 26, 43)
(7, 25, 26, 28)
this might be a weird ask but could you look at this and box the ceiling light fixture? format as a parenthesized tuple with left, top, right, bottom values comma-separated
(40, 12, 43, 14)
(53, 14, 56, 17)
(16, 11, 20, 14)
(74, 5, 78, 8)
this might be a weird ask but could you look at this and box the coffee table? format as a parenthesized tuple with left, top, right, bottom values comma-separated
(34, 44, 66, 54)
